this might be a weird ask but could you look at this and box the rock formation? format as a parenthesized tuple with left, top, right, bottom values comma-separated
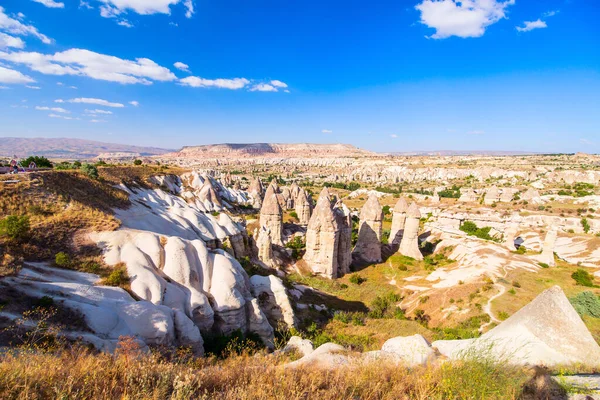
(430, 192, 440, 203)
(248, 177, 264, 208)
(504, 223, 519, 251)
(484, 186, 500, 205)
(389, 197, 408, 245)
(259, 190, 283, 246)
(439, 286, 600, 366)
(353, 194, 383, 263)
(294, 188, 312, 226)
(290, 182, 300, 201)
(364, 334, 436, 366)
(250, 274, 296, 329)
(459, 189, 478, 203)
(303, 188, 349, 278)
(398, 202, 423, 260)
(538, 228, 557, 266)
(334, 200, 353, 276)
(255, 226, 275, 267)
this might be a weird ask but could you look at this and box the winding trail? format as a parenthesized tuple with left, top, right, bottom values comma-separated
(480, 283, 506, 331)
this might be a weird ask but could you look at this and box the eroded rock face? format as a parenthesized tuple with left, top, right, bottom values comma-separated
(259, 191, 283, 246)
(255, 226, 276, 268)
(364, 334, 436, 366)
(93, 230, 276, 347)
(390, 197, 408, 245)
(250, 275, 296, 329)
(303, 188, 346, 278)
(334, 201, 353, 276)
(398, 202, 423, 260)
(1, 264, 204, 355)
(504, 224, 519, 251)
(353, 194, 383, 263)
(484, 186, 500, 205)
(295, 188, 312, 226)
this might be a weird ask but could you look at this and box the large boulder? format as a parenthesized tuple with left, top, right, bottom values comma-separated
(374, 334, 436, 366)
(286, 343, 349, 368)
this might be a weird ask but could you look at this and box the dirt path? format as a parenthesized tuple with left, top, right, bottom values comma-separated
(480, 283, 506, 331)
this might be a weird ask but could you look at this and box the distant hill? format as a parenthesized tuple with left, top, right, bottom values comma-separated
(0, 137, 171, 160)
(162, 143, 376, 159)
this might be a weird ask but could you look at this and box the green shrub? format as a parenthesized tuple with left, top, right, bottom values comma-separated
(538, 262, 549, 269)
(104, 265, 129, 287)
(512, 281, 521, 288)
(572, 268, 597, 287)
(21, 156, 52, 168)
(133, 159, 142, 166)
(54, 252, 71, 268)
(581, 218, 591, 234)
(570, 291, 600, 318)
(382, 205, 391, 215)
(0, 215, 30, 241)
(81, 163, 99, 180)
(498, 311, 509, 320)
(289, 211, 298, 220)
(459, 221, 499, 242)
(381, 229, 391, 245)
(349, 274, 366, 285)
(368, 292, 403, 319)
(515, 245, 527, 254)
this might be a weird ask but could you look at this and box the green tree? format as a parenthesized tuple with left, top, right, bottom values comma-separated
(21, 156, 52, 168)
(0, 215, 30, 241)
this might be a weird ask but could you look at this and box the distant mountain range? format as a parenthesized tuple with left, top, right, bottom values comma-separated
(162, 143, 376, 159)
(0, 137, 171, 159)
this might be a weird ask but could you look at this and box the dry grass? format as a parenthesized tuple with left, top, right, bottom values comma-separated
(0, 339, 536, 400)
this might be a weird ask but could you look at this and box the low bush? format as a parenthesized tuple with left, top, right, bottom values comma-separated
(103, 264, 129, 287)
(81, 163, 99, 180)
(0, 215, 30, 241)
(570, 291, 600, 318)
(368, 292, 403, 319)
(349, 274, 366, 285)
(54, 252, 71, 268)
(572, 268, 597, 287)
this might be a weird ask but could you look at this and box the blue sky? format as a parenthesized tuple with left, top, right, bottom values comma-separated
(0, 0, 598, 153)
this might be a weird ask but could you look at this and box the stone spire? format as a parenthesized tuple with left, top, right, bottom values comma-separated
(334, 200, 352, 275)
(259, 191, 283, 246)
(248, 177, 264, 209)
(303, 188, 342, 278)
(290, 182, 300, 201)
(295, 188, 312, 226)
(398, 202, 423, 260)
(538, 228, 557, 267)
(390, 197, 408, 245)
(198, 177, 223, 211)
(255, 226, 275, 267)
(352, 194, 383, 263)
(281, 187, 293, 210)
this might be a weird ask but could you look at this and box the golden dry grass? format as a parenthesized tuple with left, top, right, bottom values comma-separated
(0, 340, 539, 400)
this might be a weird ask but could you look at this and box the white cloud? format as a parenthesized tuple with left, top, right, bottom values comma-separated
(390, 134, 398, 138)
(415, 0, 515, 39)
(56, 81, 63, 85)
(0, 33, 25, 49)
(0, 6, 52, 44)
(270, 80, 288, 88)
(31, 0, 65, 9)
(69, 85, 77, 89)
(0, 65, 35, 83)
(48, 113, 75, 120)
(25, 85, 41, 89)
(174, 61, 189, 72)
(0, 85, 8, 89)
(129, 100, 139, 106)
(468, 130, 485, 135)
(322, 129, 332, 134)
(180, 76, 250, 90)
(80, 1, 94, 9)
(67, 97, 124, 107)
(90, 119, 106, 123)
(54, 99, 64, 103)
(250, 83, 277, 92)
(96, 0, 194, 18)
(36, 105, 69, 113)
(542, 10, 559, 18)
(0, 48, 177, 84)
(117, 19, 134, 28)
(516, 19, 547, 32)
(85, 108, 112, 114)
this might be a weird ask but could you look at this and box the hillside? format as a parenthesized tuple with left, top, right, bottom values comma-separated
(162, 143, 376, 159)
(0, 137, 171, 160)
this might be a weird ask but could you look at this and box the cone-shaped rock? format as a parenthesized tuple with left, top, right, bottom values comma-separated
(198, 177, 223, 211)
(390, 197, 408, 245)
(290, 182, 300, 201)
(398, 202, 423, 260)
(538, 228, 557, 267)
(476, 286, 600, 366)
(259, 191, 283, 246)
(255, 226, 275, 267)
(295, 188, 312, 226)
(303, 188, 343, 278)
(334, 201, 352, 275)
(484, 186, 500, 205)
(353, 194, 383, 263)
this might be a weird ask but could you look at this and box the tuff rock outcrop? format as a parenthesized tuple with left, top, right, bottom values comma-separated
(390, 197, 408, 245)
(259, 190, 283, 246)
(538, 228, 558, 266)
(250, 274, 296, 329)
(353, 194, 383, 263)
(255, 226, 276, 267)
(295, 188, 312, 226)
(303, 188, 350, 278)
(398, 202, 423, 260)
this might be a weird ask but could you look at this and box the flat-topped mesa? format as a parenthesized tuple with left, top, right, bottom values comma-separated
(295, 188, 312, 226)
(259, 191, 283, 246)
(334, 200, 353, 275)
(398, 202, 423, 260)
(484, 185, 500, 205)
(538, 228, 558, 266)
(390, 197, 408, 245)
(353, 194, 383, 263)
(303, 188, 345, 278)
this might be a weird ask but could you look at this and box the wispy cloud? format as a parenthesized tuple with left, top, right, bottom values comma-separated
(322, 129, 332, 134)
(468, 130, 485, 135)
(65, 97, 124, 107)
(31, 0, 65, 9)
(516, 19, 547, 32)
